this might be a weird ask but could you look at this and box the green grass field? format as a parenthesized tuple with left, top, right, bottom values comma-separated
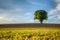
(0, 28, 60, 40)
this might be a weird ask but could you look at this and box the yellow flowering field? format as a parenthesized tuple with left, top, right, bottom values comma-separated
(0, 28, 60, 40)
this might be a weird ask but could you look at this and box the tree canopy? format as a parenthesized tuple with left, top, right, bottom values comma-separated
(34, 10, 48, 24)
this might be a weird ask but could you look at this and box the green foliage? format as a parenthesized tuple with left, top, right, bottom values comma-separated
(34, 10, 48, 24)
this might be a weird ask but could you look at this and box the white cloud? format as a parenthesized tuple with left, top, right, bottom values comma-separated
(56, 4, 60, 10)
(0, 17, 5, 20)
(48, 0, 60, 23)
(55, 0, 60, 3)
(57, 15, 60, 19)
(0, 8, 34, 24)
(0, 0, 35, 24)
(26, 0, 43, 5)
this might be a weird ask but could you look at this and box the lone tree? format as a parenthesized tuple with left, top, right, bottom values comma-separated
(34, 10, 48, 24)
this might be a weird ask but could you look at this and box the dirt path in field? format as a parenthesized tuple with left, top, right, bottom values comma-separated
(0, 23, 60, 28)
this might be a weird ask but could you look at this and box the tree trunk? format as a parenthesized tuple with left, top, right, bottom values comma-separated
(40, 20, 43, 24)
(40, 21, 42, 24)
(39, 20, 43, 24)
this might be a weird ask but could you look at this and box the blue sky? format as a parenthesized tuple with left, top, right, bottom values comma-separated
(0, 0, 60, 24)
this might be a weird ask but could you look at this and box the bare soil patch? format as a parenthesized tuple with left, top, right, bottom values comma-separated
(0, 23, 60, 28)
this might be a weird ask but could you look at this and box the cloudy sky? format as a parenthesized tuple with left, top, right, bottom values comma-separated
(0, 0, 60, 24)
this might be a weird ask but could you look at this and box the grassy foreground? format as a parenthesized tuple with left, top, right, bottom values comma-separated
(0, 28, 60, 40)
